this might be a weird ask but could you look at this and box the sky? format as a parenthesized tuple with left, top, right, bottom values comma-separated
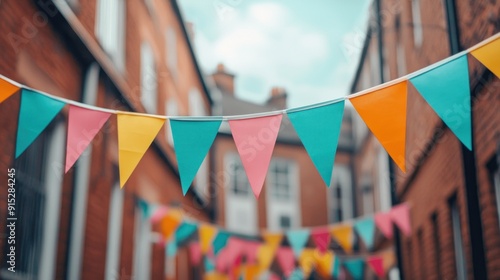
(178, 0, 372, 108)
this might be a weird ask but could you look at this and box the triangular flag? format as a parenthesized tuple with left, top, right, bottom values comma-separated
(332, 255, 341, 278)
(137, 199, 150, 218)
(0, 78, 20, 103)
(175, 221, 198, 243)
(288, 268, 303, 280)
(228, 114, 283, 197)
(262, 232, 283, 249)
(117, 112, 165, 187)
(16, 89, 66, 158)
(410, 55, 472, 149)
(330, 224, 354, 253)
(315, 251, 334, 278)
(390, 204, 412, 236)
(350, 82, 407, 171)
(150, 206, 168, 224)
(343, 258, 365, 280)
(366, 256, 385, 277)
(189, 242, 202, 265)
(276, 247, 295, 277)
(200, 224, 218, 254)
(286, 229, 310, 258)
(243, 241, 260, 264)
(205, 257, 216, 272)
(471, 37, 500, 78)
(354, 217, 376, 250)
(299, 249, 316, 278)
(287, 101, 345, 186)
(244, 264, 262, 280)
(374, 212, 393, 239)
(311, 227, 331, 253)
(160, 211, 182, 239)
(166, 239, 178, 257)
(213, 231, 231, 255)
(170, 119, 222, 195)
(257, 244, 276, 271)
(65, 105, 111, 172)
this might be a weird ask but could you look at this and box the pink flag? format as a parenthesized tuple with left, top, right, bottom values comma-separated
(244, 241, 260, 264)
(276, 247, 295, 277)
(390, 204, 411, 236)
(226, 238, 245, 264)
(65, 105, 111, 172)
(311, 227, 330, 253)
(188, 242, 202, 265)
(229, 114, 283, 198)
(374, 212, 393, 239)
(269, 273, 281, 280)
(367, 256, 385, 277)
(216, 248, 230, 272)
(150, 206, 169, 224)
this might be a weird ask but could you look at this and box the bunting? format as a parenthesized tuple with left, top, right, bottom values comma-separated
(350, 81, 407, 171)
(374, 212, 393, 239)
(65, 105, 111, 172)
(332, 255, 341, 279)
(343, 258, 365, 280)
(170, 119, 222, 195)
(200, 224, 218, 254)
(160, 210, 182, 240)
(16, 89, 66, 158)
(286, 229, 310, 257)
(287, 100, 345, 186)
(366, 256, 385, 278)
(410, 55, 472, 149)
(0, 78, 19, 103)
(330, 224, 354, 253)
(228, 114, 282, 198)
(298, 249, 316, 278)
(213, 231, 231, 255)
(189, 242, 202, 266)
(311, 227, 331, 253)
(354, 217, 376, 250)
(314, 251, 334, 278)
(117, 112, 165, 187)
(175, 221, 198, 243)
(390, 203, 412, 236)
(470, 37, 500, 78)
(276, 247, 295, 277)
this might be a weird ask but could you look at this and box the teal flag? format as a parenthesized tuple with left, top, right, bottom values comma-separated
(175, 221, 198, 243)
(212, 231, 231, 255)
(410, 55, 472, 149)
(286, 229, 310, 257)
(170, 119, 222, 195)
(204, 257, 215, 272)
(343, 258, 365, 280)
(287, 101, 345, 186)
(16, 89, 66, 158)
(332, 256, 341, 278)
(137, 199, 150, 218)
(288, 268, 303, 280)
(166, 239, 177, 257)
(354, 217, 376, 250)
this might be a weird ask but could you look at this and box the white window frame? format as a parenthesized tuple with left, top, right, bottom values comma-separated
(166, 27, 178, 80)
(450, 198, 467, 280)
(95, 0, 126, 71)
(104, 182, 124, 280)
(133, 205, 152, 280)
(266, 158, 301, 230)
(224, 153, 258, 234)
(328, 165, 353, 223)
(141, 42, 158, 114)
(411, 0, 423, 48)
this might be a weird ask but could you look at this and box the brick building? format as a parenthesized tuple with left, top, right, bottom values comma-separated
(351, 0, 500, 279)
(0, 0, 213, 279)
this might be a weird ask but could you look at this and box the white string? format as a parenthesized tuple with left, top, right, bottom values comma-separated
(1, 32, 498, 121)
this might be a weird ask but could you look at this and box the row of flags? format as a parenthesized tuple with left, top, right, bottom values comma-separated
(1, 35, 499, 197)
(1, 35, 498, 198)
(145, 201, 411, 279)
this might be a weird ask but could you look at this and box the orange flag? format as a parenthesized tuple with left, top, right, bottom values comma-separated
(330, 224, 354, 253)
(315, 250, 334, 278)
(262, 232, 283, 249)
(257, 244, 276, 271)
(350, 81, 408, 172)
(471, 37, 500, 78)
(160, 210, 182, 239)
(199, 224, 218, 254)
(0, 78, 20, 103)
(299, 248, 316, 278)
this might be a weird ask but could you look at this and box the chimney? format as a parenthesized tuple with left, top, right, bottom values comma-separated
(211, 63, 235, 95)
(266, 87, 288, 109)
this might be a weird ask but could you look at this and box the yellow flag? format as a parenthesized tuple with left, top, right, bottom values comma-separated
(350, 81, 408, 172)
(471, 37, 500, 78)
(330, 224, 354, 253)
(257, 244, 276, 271)
(204, 272, 228, 280)
(160, 210, 182, 239)
(117, 112, 165, 187)
(0, 78, 20, 103)
(199, 224, 218, 254)
(315, 250, 334, 278)
(299, 248, 316, 278)
(262, 232, 283, 249)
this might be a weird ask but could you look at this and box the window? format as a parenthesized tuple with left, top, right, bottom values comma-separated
(432, 214, 442, 278)
(1, 121, 65, 280)
(418, 229, 426, 278)
(361, 173, 374, 215)
(133, 205, 152, 279)
(105, 181, 124, 280)
(95, 0, 125, 70)
(141, 42, 158, 114)
(411, 0, 423, 47)
(328, 165, 353, 223)
(450, 197, 467, 280)
(165, 99, 178, 146)
(266, 159, 300, 230)
(491, 143, 500, 227)
(229, 159, 250, 196)
(166, 27, 178, 79)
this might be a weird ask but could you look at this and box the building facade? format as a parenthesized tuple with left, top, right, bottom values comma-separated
(0, 0, 213, 279)
(351, 0, 500, 279)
